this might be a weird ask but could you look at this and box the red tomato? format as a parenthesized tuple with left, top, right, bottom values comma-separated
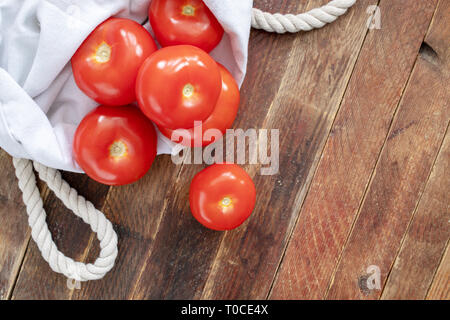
(136, 45, 221, 129)
(189, 164, 256, 231)
(73, 105, 157, 186)
(149, 0, 224, 52)
(159, 64, 239, 147)
(72, 18, 157, 106)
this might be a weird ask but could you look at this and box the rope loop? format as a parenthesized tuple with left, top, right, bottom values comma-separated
(251, 0, 356, 33)
(12, 157, 118, 282)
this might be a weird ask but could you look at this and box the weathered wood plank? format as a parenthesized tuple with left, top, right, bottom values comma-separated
(426, 243, 450, 300)
(382, 129, 449, 299)
(325, 1, 449, 299)
(199, 0, 373, 299)
(418, 4, 450, 299)
(270, 0, 439, 300)
(11, 170, 110, 299)
(0, 150, 31, 300)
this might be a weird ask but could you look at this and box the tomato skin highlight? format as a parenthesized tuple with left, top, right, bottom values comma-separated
(159, 64, 240, 147)
(73, 105, 157, 186)
(72, 18, 157, 106)
(189, 164, 256, 231)
(149, 0, 224, 52)
(136, 45, 221, 130)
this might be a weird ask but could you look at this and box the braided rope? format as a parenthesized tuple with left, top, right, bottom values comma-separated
(252, 0, 356, 33)
(12, 157, 118, 282)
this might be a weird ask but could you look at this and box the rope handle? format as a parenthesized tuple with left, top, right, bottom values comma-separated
(10, 0, 356, 282)
(252, 0, 356, 33)
(13, 158, 118, 282)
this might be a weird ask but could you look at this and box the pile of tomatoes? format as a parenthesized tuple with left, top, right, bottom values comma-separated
(71, 0, 255, 231)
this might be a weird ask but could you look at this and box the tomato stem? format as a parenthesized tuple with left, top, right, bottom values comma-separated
(109, 140, 128, 159)
(182, 5, 195, 16)
(220, 197, 232, 207)
(95, 42, 111, 63)
(182, 83, 195, 98)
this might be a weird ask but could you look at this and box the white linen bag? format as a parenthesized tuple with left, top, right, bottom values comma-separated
(0, 0, 355, 281)
(0, 0, 253, 171)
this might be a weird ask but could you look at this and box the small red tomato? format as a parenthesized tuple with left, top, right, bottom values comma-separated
(136, 45, 221, 129)
(189, 164, 256, 231)
(159, 63, 239, 147)
(149, 0, 224, 53)
(72, 18, 157, 106)
(73, 105, 157, 186)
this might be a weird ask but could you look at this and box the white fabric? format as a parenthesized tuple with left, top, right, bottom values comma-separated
(0, 0, 253, 172)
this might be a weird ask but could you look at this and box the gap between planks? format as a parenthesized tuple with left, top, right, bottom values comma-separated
(426, 241, 450, 299)
(380, 122, 449, 299)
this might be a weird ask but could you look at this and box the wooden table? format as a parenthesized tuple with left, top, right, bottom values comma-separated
(0, 0, 448, 300)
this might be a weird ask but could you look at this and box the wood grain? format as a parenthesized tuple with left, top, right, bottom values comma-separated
(0, 150, 31, 300)
(382, 129, 449, 299)
(325, 0, 449, 299)
(270, 0, 439, 300)
(427, 243, 450, 300)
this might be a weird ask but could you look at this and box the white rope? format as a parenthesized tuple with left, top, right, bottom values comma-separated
(12, 157, 118, 282)
(252, 0, 356, 33)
